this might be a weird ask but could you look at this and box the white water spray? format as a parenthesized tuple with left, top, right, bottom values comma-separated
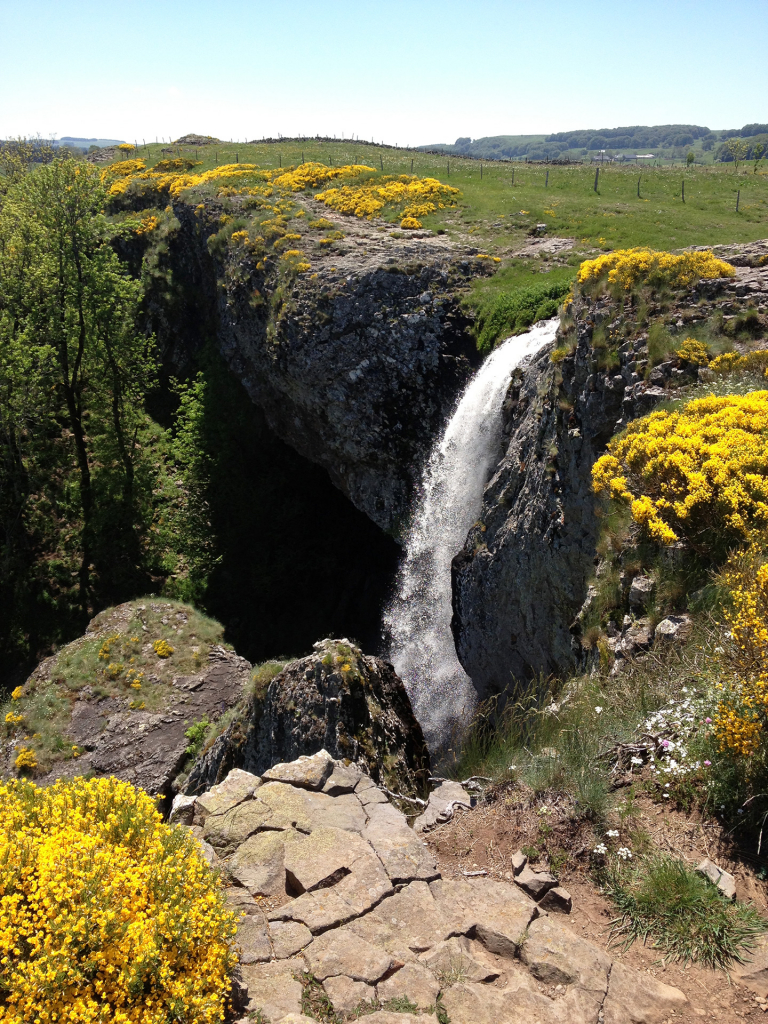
(385, 319, 559, 747)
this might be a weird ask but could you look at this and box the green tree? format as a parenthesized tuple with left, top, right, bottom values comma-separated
(0, 158, 156, 623)
(753, 142, 765, 173)
(686, 151, 695, 166)
(723, 138, 747, 171)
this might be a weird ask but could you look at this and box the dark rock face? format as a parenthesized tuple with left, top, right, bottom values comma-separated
(186, 638, 430, 796)
(167, 201, 483, 535)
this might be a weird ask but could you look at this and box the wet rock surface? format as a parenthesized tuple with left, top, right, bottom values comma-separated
(193, 754, 687, 1024)
(186, 639, 429, 797)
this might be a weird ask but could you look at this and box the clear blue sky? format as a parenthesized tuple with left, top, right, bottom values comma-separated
(2, 0, 766, 146)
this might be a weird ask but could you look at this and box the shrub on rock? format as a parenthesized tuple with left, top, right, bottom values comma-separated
(0, 776, 237, 1023)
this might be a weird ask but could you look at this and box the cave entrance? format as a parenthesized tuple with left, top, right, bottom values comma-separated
(194, 359, 400, 665)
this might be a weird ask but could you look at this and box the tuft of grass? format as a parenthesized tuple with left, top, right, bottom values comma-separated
(603, 854, 766, 969)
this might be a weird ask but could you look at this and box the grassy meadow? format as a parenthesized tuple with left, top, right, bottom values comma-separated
(123, 137, 768, 254)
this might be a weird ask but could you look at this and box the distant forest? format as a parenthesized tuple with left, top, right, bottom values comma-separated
(422, 123, 768, 163)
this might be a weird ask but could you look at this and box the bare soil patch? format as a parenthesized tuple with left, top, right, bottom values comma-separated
(422, 788, 768, 1022)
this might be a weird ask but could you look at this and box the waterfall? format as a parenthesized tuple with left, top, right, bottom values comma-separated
(384, 319, 559, 748)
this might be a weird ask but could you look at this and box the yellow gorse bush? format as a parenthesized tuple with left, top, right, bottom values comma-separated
(100, 159, 461, 236)
(153, 639, 174, 659)
(675, 337, 710, 366)
(0, 776, 237, 1024)
(592, 392, 768, 551)
(714, 546, 768, 756)
(315, 173, 460, 222)
(577, 247, 735, 290)
(710, 349, 768, 377)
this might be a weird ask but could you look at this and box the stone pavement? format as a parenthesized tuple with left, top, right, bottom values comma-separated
(172, 750, 687, 1023)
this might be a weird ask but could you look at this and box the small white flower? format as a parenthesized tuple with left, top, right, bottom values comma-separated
(714, 646, 724, 654)
(593, 843, 607, 855)
(606, 829, 619, 838)
(508, 765, 517, 771)
(663, 794, 670, 799)
(664, 783, 670, 788)
(630, 756, 643, 766)
(616, 847, 632, 860)
(595, 706, 603, 715)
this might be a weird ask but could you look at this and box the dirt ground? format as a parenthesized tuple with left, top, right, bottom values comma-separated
(422, 789, 768, 1022)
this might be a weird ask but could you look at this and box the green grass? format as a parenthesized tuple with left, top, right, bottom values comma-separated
(469, 264, 576, 351)
(107, 138, 768, 256)
(603, 854, 766, 968)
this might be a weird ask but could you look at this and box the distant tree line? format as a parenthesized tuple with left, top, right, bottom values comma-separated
(428, 123, 768, 164)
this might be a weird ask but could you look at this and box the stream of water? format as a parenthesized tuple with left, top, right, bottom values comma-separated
(384, 319, 559, 748)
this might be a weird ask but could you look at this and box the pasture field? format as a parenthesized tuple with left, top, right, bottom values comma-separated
(125, 137, 768, 254)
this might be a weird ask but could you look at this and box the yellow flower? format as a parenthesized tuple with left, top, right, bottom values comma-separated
(10, 687, 23, 701)
(577, 247, 734, 290)
(592, 391, 768, 552)
(5, 712, 23, 727)
(0, 776, 237, 1021)
(153, 639, 174, 658)
(14, 747, 37, 771)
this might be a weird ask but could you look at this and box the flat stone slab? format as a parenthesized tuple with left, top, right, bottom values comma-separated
(322, 974, 374, 1014)
(323, 762, 363, 793)
(269, 920, 312, 959)
(347, 880, 458, 956)
(263, 749, 334, 789)
(695, 857, 736, 900)
(603, 961, 689, 1023)
(305, 928, 393, 983)
(283, 826, 373, 892)
(377, 962, 440, 1008)
(269, 848, 393, 933)
(195, 768, 261, 822)
(258, 781, 368, 833)
(362, 802, 439, 883)
(202, 797, 275, 853)
(240, 961, 303, 1020)
(419, 936, 499, 983)
(229, 830, 293, 895)
(236, 914, 271, 964)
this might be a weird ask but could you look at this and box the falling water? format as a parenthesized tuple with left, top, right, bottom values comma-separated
(385, 319, 559, 748)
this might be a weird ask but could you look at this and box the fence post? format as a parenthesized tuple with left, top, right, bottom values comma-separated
(512, 168, 514, 185)
(594, 167, 599, 192)
(411, 158, 414, 173)
(736, 189, 741, 212)
(637, 175, 641, 198)
(447, 161, 450, 176)
(545, 169, 549, 187)
(236, 152, 238, 164)
(279, 153, 281, 168)
(480, 163, 483, 180)
(380, 154, 383, 171)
